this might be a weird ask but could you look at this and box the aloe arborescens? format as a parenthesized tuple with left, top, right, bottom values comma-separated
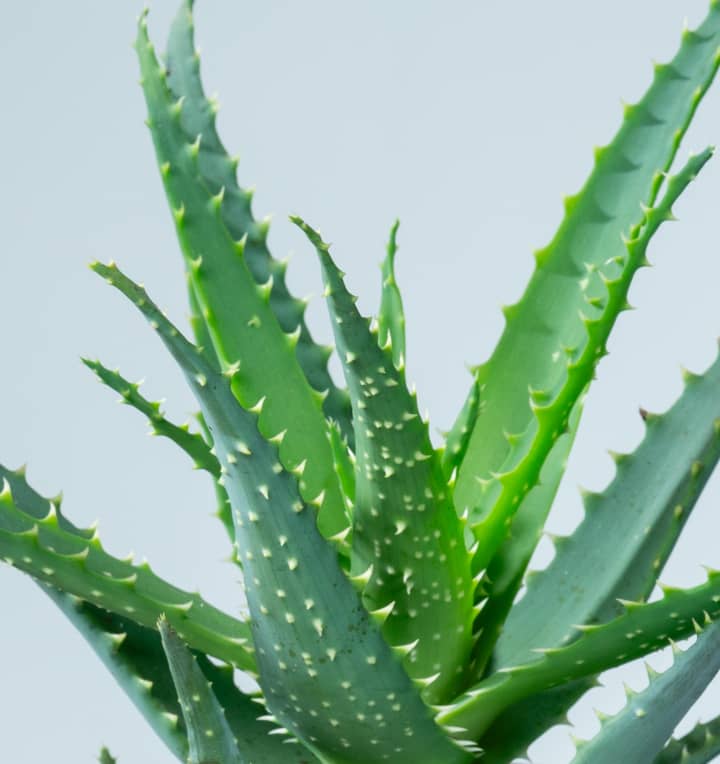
(4, 2, 720, 762)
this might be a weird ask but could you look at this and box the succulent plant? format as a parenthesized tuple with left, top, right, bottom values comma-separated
(4, 1, 720, 762)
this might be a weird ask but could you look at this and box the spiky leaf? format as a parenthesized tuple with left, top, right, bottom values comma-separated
(494, 347, 720, 670)
(466, 147, 713, 575)
(439, 571, 720, 740)
(136, 12, 348, 545)
(453, 6, 720, 567)
(83, 358, 219, 477)
(656, 715, 720, 764)
(572, 617, 720, 763)
(470, 400, 582, 676)
(475, 346, 720, 761)
(441, 373, 481, 481)
(378, 220, 405, 368)
(0, 472, 254, 672)
(93, 260, 471, 763)
(158, 616, 243, 764)
(164, 0, 353, 446)
(294, 217, 475, 703)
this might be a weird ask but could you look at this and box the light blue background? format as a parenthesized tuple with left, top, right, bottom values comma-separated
(2, 1, 720, 761)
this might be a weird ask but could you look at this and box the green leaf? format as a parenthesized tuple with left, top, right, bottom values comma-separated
(378, 220, 406, 368)
(477, 303, 720, 763)
(439, 571, 720, 740)
(47, 589, 188, 761)
(467, 146, 713, 575)
(441, 373, 481, 481)
(62, 591, 319, 762)
(0, 471, 255, 673)
(493, 346, 720, 673)
(92, 259, 472, 763)
(83, 357, 236, 542)
(4, 464, 314, 762)
(294, 217, 476, 704)
(164, 0, 353, 447)
(327, 417, 355, 521)
(136, 12, 348, 545)
(53, 593, 316, 763)
(470, 399, 583, 677)
(572, 617, 720, 763)
(453, 4, 720, 561)
(158, 616, 243, 764)
(185, 284, 237, 543)
(99, 747, 117, 764)
(0, 465, 187, 758)
(475, 681, 593, 764)
(83, 358, 219, 477)
(656, 714, 720, 764)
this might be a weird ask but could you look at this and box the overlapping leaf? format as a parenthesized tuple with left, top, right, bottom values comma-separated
(94, 259, 471, 763)
(572, 617, 720, 763)
(451, 5, 720, 575)
(137, 12, 348, 545)
(0, 465, 254, 672)
(295, 217, 476, 703)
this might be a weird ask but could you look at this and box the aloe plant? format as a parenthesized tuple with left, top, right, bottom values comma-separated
(4, 1, 720, 761)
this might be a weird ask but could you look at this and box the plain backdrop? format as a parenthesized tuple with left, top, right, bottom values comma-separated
(3, 1, 720, 762)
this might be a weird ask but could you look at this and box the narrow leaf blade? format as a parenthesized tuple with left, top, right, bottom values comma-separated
(136, 13, 348, 542)
(572, 618, 720, 763)
(0, 470, 255, 672)
(158, 616, 243, 764)
(164, 0, 354, 444)
(494, 347, 720, 671)
(440, 572, 720, 740)
(378, 219, 406, 368)
(656, 714, 720, 764)
(467, 148, 714, 574)
(83, 358, 219, 477)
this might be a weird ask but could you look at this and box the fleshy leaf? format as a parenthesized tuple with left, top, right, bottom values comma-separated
(439, 570, 720, 740)
(327, 417, 355, 520)
(46, 589, 188, 761)
(185, 285, 236, 542)
(453, 5, 720, 562)
(467, 147, 713, 575)
(99, 748, 116, 764)
(470, 400, 583, 676)
(656, 714, 720, 764)
(136, 12, 348, 544)
(158, 616, 243, 764)
(572, 617, 720, 763)
(1, 465, 187, 758)
(441, 373, 481, 481)
(294, 217, 475, 703)
(164, 0, 353, 447)
(476, 347, 720, 760)
(0, 472, 255, 673)
(494, 347, 720, 671)
(378, 219, 405, 368)
(92, 259, 471, 763)
(83, 358, 219, 477)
